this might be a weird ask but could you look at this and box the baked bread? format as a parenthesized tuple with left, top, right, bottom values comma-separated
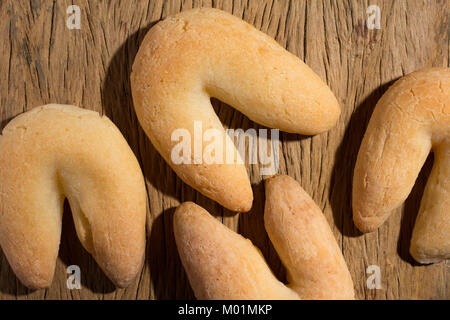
(173, 175, 354, 299)
(0, 104, 147, 289)
(264, 175, 355, 299)
(353, 68, 450, 264)
(131, 8, 341, 212)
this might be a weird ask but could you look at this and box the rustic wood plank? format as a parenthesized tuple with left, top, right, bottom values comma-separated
(0, 0, 448, 299)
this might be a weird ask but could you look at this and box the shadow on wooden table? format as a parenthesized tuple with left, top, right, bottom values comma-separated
(0, 116, 15, 131)
(398, 154, 433, 266)
(148, 207, 195, 299)
(58, 201, 117, 294)
(238, 179, 289, 286)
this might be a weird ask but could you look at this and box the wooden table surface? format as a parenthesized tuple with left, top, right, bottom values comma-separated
(0, 0, 448, 300)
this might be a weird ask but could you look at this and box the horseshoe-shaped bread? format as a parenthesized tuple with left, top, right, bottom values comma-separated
(174, 175, 354, 299)
(0, 105, 147, 288)
(353, 68, 450, 264)
(131, 8, 341, 212)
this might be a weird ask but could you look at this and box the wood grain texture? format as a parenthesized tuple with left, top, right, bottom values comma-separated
(0, 0, 448, 299)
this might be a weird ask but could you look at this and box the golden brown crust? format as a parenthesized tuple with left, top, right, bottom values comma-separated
(0, 104, 147, 288)
(173, 202, 299, 300)
(174, 175, 354, 300)
(131, 8, 340, 212)
(352, 68, 450, 264)
(264, 175, 355, 299)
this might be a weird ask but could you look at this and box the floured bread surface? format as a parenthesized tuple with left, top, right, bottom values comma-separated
(0, 104, 147, 288)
